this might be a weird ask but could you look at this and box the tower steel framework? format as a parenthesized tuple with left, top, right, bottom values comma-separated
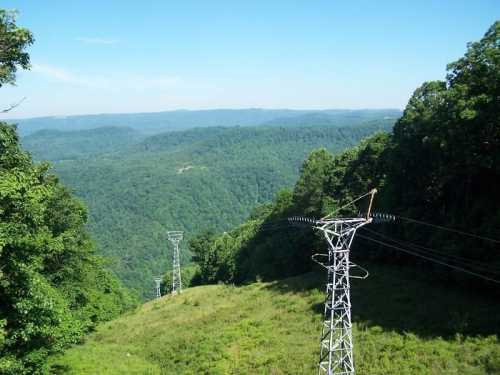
(167, 231, 183, 295)
(288, 190, 377, 375)
(314, 190, 376, 375)
(154, 276, 162, 299)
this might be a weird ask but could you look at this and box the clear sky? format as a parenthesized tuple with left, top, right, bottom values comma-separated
(0, 0, 498, 118)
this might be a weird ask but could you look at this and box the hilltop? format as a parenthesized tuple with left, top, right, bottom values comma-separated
(49, 263, 500, 374)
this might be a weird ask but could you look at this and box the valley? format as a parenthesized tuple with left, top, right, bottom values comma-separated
(21, 114, 395, 297)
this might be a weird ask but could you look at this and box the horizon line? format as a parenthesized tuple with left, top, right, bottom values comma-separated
(1, 107, 404, 121)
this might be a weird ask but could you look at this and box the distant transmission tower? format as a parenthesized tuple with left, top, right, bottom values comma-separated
(289, 189, 377, 375)
(154, 276, 162, 299)
(167, 231, 183, 295)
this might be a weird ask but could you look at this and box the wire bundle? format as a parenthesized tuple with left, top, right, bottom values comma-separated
(358, 225, 500, 284)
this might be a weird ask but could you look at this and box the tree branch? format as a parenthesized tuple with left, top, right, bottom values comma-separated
(1, 96, 26, 113)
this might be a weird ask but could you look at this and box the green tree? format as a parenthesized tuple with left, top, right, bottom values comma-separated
(292, 148, 334, 217)
(0, 10, 136, 374)
(0, 10, 33, 88)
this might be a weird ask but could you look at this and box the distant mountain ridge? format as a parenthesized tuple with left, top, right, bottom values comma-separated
(9, 108, 401, 136)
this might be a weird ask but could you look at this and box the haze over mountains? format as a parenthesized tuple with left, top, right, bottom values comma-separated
(12, 108, 401, 136)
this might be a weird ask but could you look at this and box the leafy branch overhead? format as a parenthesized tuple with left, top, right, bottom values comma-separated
(0, 10, 33, 88)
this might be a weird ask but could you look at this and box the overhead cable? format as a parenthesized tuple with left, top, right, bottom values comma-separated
(398, 215, 500, 244)
(357, 234, 500, 284)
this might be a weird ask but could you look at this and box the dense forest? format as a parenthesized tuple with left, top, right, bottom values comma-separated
(0, 10, 136, 374)
(22, 127, 145, 161)
(23, 121, 393, 298)
(187, 22, 500, 294)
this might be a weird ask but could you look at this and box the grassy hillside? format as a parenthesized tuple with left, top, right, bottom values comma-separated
(49, 263, 500, 374)
(27, 122, 392, 298)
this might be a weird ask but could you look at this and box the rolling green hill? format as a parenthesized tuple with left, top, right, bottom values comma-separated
(22, 121, 393, 298)
(22, 127, 145, 161)
(48, 264, 500, 374)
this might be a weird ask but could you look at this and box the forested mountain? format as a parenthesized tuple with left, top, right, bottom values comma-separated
(23, 120, 393, 298)
(22, 127, 145, 161)
(11, 108, 401, 136)
(187, 22, 500, 292)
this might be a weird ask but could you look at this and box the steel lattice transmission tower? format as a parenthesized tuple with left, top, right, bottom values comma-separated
(154, 276, 162, 299)
(314, 189, 376, 375)
(167, 231, 183, 295)
(290, 189, 376, 375)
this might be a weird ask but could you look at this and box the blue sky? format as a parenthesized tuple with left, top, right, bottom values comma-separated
(0, 0, 498, 118)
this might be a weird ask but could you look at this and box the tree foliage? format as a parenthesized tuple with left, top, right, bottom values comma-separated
(0, 11, 136, 374)
(0, 123, 137, 374)
(0, 10, 33, 88)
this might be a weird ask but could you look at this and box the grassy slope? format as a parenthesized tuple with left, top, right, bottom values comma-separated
(50, 263, 500, 375)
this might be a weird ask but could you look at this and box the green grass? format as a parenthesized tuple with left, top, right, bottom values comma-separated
(49, 263, 500, 374)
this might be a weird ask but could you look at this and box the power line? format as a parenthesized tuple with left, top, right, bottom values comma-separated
(361, 227, 500, 274)
(398, 215, 500, 244)
(357, 234, 500, 284)
(258, 222, 290, 232)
